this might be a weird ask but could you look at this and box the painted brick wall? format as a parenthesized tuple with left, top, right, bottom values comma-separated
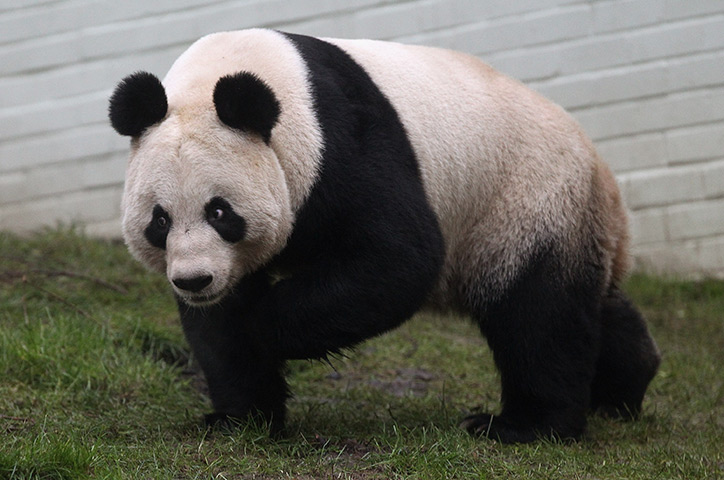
(1, 1, 723, 276)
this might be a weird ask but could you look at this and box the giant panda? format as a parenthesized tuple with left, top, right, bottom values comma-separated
(109, 28, 660, 443)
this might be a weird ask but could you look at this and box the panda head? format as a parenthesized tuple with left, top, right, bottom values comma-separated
(109, 70, 292, 306)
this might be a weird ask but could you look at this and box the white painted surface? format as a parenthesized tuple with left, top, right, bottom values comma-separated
(1, 1, 723, 276)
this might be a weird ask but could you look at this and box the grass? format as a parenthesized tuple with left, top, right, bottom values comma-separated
(1, 228, 723, 479)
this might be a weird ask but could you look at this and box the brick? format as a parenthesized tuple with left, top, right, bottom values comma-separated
(632, 234, 724, 278)
(596, 133, 668, 173)
(631, 241, 696, 277)
(534, 64, 667, 110)
(629, 207, 669, 245)
(0, 48, 180, 108)
(667, 123, 724, 165)
(696, 236, 724, 275)
(0, 0, 53, 11)
(472, 0, 561, 22)
(667, 199, 724, 241)
(668, 51, 724, 91)
(488, 14, 724, 81)
(83, 218, 123, 238)
(574, 87, 724, 141)
(592, 0, 665, 34)
(0, 186, 123, 233)
(462, 5, 592, 56)
(622, 166, 706, 209)
(663, 0, 724, 21)
(2, 155, 125, 204)
(532, 51, 724, 111)
(702, 159, 724, 199)
(287, 15, 359, 39)
(0, 1, 219, 44)
(0, 171, 26, 204)
(0, 32, 84, 76)
(561, 16, 724, 76)
(0, 124, 127, 172)
(0, 92, 106, 142)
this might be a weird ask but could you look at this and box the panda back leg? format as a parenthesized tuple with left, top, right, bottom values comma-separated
(590, 286, 660, 419)
(461, 249, 601, 443)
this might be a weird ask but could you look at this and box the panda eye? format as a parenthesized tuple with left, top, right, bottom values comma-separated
(210, 207, 224, 221)
(204, 197, 246, 243)
(145, 204, 172, 250)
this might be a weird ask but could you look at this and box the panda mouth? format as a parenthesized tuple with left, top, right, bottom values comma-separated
(183, 291, 224, 306)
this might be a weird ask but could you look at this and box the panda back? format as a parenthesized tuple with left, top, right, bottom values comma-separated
(327, 38, 623, 299)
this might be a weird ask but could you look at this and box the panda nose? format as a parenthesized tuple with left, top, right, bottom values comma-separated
(172, 275, 213, 293)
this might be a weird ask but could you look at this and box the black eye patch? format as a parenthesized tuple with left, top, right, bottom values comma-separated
(144, 204, 171, 249)
(205, 197, 246, 243)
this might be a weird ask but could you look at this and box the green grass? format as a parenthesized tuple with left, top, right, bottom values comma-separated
(1, 228, 723, 479)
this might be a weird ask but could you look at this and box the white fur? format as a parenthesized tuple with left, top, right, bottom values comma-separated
(327, 38, 628, 305)
(122, 30, 628, 307)
(122, 30, 323, 304)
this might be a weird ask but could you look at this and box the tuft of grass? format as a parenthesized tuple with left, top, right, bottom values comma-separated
(1, 228, 723, 479)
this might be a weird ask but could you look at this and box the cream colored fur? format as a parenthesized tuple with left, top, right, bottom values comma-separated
(121, 29, 629, 308)
(122, 30, 322, 304)
(328, 38, 630, 306)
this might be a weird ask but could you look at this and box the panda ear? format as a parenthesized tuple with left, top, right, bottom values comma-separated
(213, 72, 280, 144)
(109, 71, 168, 137)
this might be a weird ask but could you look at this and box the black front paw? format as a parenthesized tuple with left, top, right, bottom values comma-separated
(204, 412, 237, 429)
(203, 409, 285, 437)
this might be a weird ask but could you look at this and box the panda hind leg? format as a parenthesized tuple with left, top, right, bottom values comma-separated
(590, 286, 660, 420)
(461, 252, 600, 444)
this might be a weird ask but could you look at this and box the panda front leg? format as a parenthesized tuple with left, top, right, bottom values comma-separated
(177, 273, 289, 435)
(461, 250, 602, 443)
(247, 206, 445, 361)
(252, 247, 443, 361)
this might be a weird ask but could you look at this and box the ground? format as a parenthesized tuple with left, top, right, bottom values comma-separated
(1, 228, 723, 479)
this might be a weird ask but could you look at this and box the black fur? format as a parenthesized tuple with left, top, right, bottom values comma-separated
(144, 204, 171, 250)
(180, 32, 445, 432)
(461, 244, 603, 442)
(205, 197, 246, 243)
(461, 244, 660, 443)
(163, 32, 659, 442)
(213, 72, 280, 144)
(109, 71, 167, 137)
(591, 287, 661, 419)
(178, 271, 288, 435)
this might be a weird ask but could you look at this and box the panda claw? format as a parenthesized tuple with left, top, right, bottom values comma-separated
(459, 413, 495, 437)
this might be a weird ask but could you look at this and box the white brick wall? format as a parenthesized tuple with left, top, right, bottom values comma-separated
(1, 0, 723, 276)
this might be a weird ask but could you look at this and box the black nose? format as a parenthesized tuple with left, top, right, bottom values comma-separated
(172, 275, 213, 293)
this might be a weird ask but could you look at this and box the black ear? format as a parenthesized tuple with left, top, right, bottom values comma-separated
(109, 71, 168, 137)
(213, 72, 281, 144)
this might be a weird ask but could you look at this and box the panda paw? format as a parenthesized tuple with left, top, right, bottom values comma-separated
(204, 412, 237, 429)
(203, 411, 285, 437)
(460, 413, 581, 444)
(592, 402, 640, 421)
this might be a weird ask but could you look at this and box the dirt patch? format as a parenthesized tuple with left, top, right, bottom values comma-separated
(327, 367, 437, 398)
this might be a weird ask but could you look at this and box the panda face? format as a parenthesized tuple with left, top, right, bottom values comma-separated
(111, 31, 324, 306)
(118, 95, 293, 307)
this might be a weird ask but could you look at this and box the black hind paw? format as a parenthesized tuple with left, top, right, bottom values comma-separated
(592, 402, 641, 421)
(460, 413, 582, 444)
(460, 413, 539, 444)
